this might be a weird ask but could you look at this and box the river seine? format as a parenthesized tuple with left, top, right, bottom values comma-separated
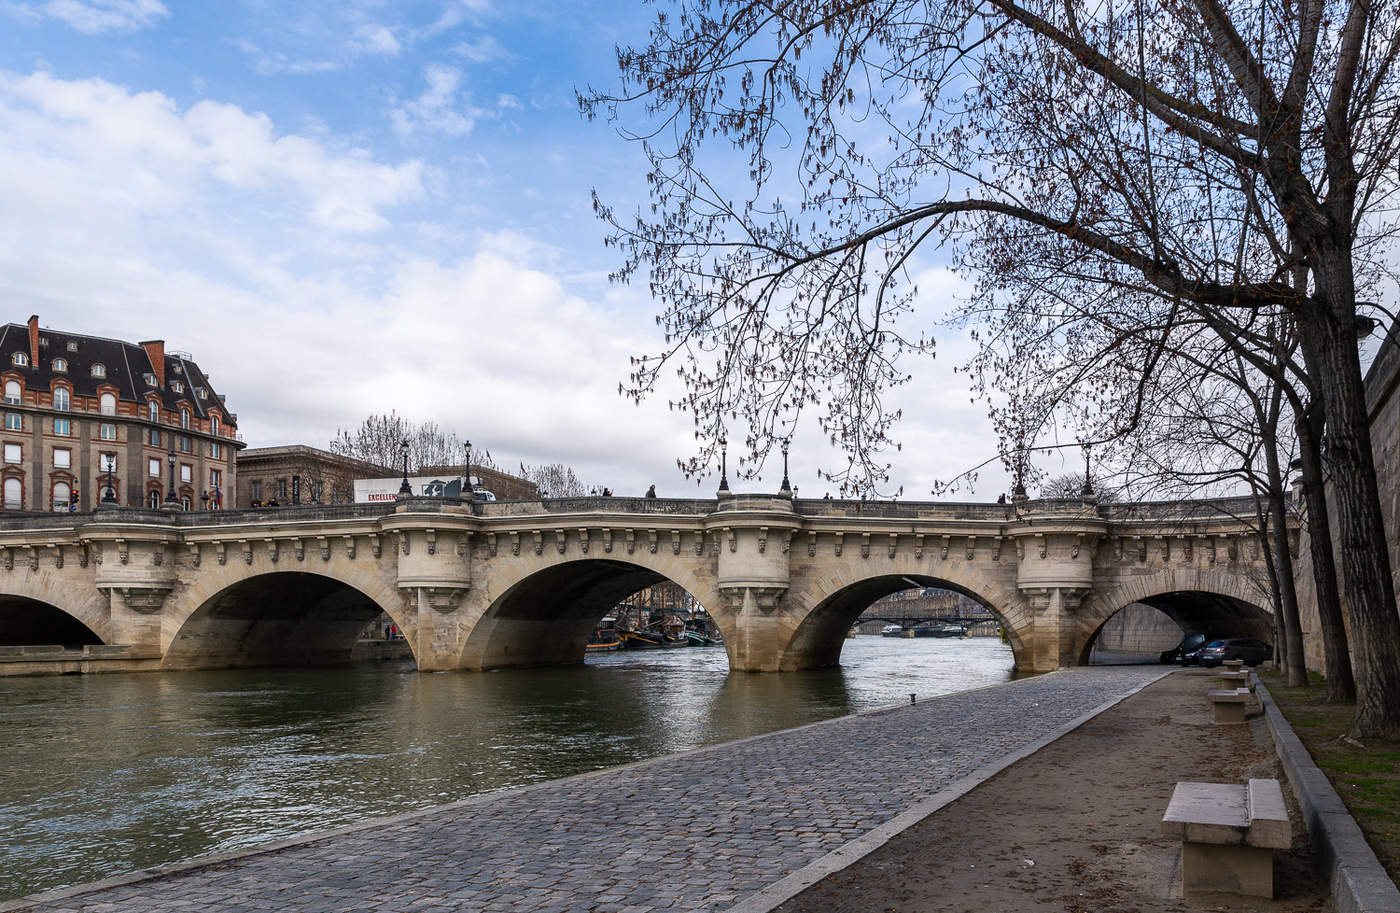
(0, 636, 1013, 901)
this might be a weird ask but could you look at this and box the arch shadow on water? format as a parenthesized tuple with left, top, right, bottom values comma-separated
(0, 594, 102, 647)
(164, 572, 416, 670)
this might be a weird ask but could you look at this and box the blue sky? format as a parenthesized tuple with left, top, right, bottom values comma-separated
(0, 0, 1003, 497)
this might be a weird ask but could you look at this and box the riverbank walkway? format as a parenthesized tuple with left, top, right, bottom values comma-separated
(7, 666, 1166, 913)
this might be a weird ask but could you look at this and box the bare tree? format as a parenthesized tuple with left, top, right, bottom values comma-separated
(329, 412, 469, 473)
(584, 0, 1400, 736)
(520, 462, 595, 498)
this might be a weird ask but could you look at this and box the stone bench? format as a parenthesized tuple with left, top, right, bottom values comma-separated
(1217, 670, 1253, 689)
(1161, 779, 1291, 897)
(1222, 659, 1245, 672)
(1207, 687, 1251, 724)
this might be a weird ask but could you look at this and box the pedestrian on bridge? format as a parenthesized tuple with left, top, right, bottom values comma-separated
(645, 484, 656, 499)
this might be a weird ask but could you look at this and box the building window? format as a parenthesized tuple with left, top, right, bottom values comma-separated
(179, 408, 189, 429)
(179, 435, 192, 453)
(180, 495, 191, 511)
(211, 468, 222, 490)
(4, 381, 20, 405)
(171, 381, 183, 394)
(197, 387, 207, 399)
(4, 444, 20, 463)
(99, 423, 116, 441)
(251, 480, 262, 501)
(143, 373, 155, 386)
(54, 418, 70, 436)
(309, 480, 322, 503)
(99, 392, 116, 415)
(148, 458, 161, 478)
(99, 452, 117, 474)
(147, 400, 159, 422)
(277, 478, 287, 499)
(11, 352, 27, 367)
(66, 341, 77, 352)
(210, 441, 221, 459)
(210, 415, 220, 436)
(51, 481, 70, 512)
(148, 490, 160, 509)
(52, 358, 67, 373)
(148, 428, 160, 446)
(3, 477, 21, 509)
(180, 464, 192, 483)
(53, 387, 69, 411)
(4, 413, 19, 432)
(53, 448, 70, 469)
(91, 364, 106, 378)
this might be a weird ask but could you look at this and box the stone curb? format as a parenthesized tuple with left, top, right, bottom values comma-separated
(1255, 677, 1400, 913)
(723, 666, 1175, 913)
(0, 668, 1117, 913)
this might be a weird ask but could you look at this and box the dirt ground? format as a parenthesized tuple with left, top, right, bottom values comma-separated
(775, 669, 1331, 913)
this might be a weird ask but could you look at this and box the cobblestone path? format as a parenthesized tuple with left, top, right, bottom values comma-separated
(13, 666, 1160, 913)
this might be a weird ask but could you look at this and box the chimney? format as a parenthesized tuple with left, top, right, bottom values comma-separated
(140, 340, 165, 388)
(27, 315, 38, 368)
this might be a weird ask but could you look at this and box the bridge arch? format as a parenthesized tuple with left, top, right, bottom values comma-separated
(164, 562, 412, 670)
(0, 571, 109, 646)
(461, 555, 724, 670)
(779, 560, 1025, 671)
(1077, 569, 1275, 664)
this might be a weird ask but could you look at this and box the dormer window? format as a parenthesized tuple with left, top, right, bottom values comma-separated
(12, 352, 27, 367)
(143, 373, 155, 386)
(38, 336, 48, 347)
(53, 387, 69, 411)
(197, 387, 207, 399)
(91, 363, 106, 378)
(66, 341, 77, 352)
(173, 364, 183, 374)
(52, 358, 67, 373)
(3, 381, 19, 405)
(171, 380, 183, 393)
(179, 408, 190, 429)
(147, 400, 159, 423)
(210, 415, 220, 436)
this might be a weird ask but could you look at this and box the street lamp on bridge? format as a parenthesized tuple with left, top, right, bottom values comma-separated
(779, 439, 791, 496)
(718, 436, 729, 493)
(464, 440, 474, 497)
(101, 453, 117, 505)
(398, 438, 412, 497)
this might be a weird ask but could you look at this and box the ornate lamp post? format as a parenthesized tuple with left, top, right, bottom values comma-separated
(101, 453, 117, 505)
(718, 436, 730, 493)
(163, 445, 180, 509)
(398, 437, 412, 497)
(464, 440, 474, 496)
(779, 439, 792, 495)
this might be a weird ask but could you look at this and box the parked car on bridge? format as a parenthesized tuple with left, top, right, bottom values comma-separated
(1198, 638, 1272, 667)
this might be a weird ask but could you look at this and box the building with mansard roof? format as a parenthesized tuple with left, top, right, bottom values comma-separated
(0, 315, 242, 512)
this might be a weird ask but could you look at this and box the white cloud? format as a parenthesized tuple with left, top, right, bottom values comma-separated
(17, 0, 167, 33)
(0, 71, 424, 232)
(353, 23, 401, 56)
(451, 35, 510, 64)
(391, 65, 486, 137)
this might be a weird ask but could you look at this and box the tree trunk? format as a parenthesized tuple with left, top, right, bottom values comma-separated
(1262, 436, 1309, 686)
(1254, 502, 1290, 674)
(1298, 284, 1400, 739)
(1295, 403, 1357, 702)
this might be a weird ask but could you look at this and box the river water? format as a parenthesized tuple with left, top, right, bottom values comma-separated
(0, 636, 1013, 901)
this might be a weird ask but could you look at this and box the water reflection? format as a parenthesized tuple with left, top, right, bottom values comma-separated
(0, 637, 1012, 900)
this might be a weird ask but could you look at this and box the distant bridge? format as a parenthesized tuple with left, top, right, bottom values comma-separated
(0, 492, 1281, 674)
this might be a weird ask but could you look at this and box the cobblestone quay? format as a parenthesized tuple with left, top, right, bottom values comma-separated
(8, 666, 1162, 913)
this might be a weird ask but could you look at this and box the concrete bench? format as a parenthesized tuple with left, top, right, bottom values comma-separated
(1207, 687, 1251, 723)
(1161, 779, 1291, 897)
(1216, 670, 1253, 689)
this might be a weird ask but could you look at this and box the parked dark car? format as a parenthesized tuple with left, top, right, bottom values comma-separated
(1160, 633, 1209, 665)
(1198, 638, 1272, 667)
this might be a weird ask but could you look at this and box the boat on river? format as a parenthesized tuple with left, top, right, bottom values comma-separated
(586, 630, 622, 652)
(619, 629, 690, 649)
(684, 630, 723, 646)
(914, 623, 967, 638)
(880, 624, 903, 637)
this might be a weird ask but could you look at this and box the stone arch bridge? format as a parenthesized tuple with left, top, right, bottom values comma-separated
(0, 494, 1284, 674)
